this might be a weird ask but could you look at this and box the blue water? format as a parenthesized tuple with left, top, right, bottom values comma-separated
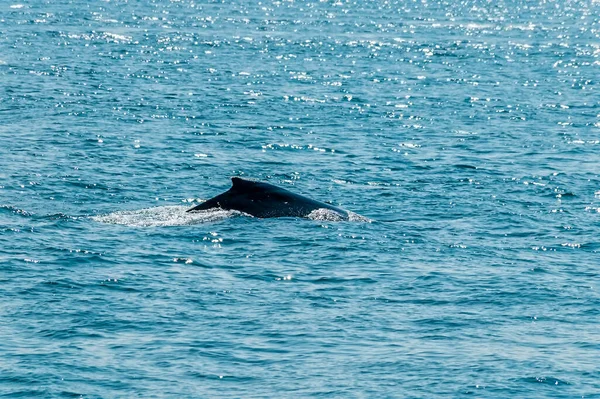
(1, 0, 599, 397)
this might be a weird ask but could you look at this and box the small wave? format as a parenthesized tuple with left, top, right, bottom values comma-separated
(520, 376, 570, 386)
(0, 205, 33, 217)
(91, 205, 245, 227)
(103, 32, 131, 42)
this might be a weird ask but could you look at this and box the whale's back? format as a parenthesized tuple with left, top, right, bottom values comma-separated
(187, 177, 348, 219)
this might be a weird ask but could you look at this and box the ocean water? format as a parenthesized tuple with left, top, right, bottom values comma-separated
(1, 0, 599, 397)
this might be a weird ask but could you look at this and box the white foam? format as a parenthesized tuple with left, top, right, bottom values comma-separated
(307, 209, 371, 222)
(308, 208, 346, 221)
(91, 205, 245, 227)
(93, 206, 369, 226)
(348, 211, 371, 222)
(103, 32, 132, 42)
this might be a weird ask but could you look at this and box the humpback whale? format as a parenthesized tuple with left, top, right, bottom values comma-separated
(187, 177, 349, 219)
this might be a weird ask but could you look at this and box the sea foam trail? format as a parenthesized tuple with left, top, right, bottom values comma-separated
(92, 206, 369, 226)
(91, 206, 243, 227)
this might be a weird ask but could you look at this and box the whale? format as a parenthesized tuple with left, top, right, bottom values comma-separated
(186, 177, 349, 219)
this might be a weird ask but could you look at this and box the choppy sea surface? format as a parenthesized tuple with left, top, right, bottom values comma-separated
(1, 0, 599, 397)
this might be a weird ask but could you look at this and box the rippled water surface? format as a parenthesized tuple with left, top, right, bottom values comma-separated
(1, 0, 600, 397)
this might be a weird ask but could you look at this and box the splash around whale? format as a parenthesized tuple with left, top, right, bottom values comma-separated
(91, 178, 368, 227)
(187, 177, 356, 220)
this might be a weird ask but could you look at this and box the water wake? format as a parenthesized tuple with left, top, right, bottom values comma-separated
(92, 206, 369, 227)
(91, 206, 245, 227)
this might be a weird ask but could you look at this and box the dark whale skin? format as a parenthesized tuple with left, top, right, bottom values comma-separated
(187, 177, 348, 219)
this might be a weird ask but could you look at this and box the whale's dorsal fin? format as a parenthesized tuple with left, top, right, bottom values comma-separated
(231, 177, 257, 190)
